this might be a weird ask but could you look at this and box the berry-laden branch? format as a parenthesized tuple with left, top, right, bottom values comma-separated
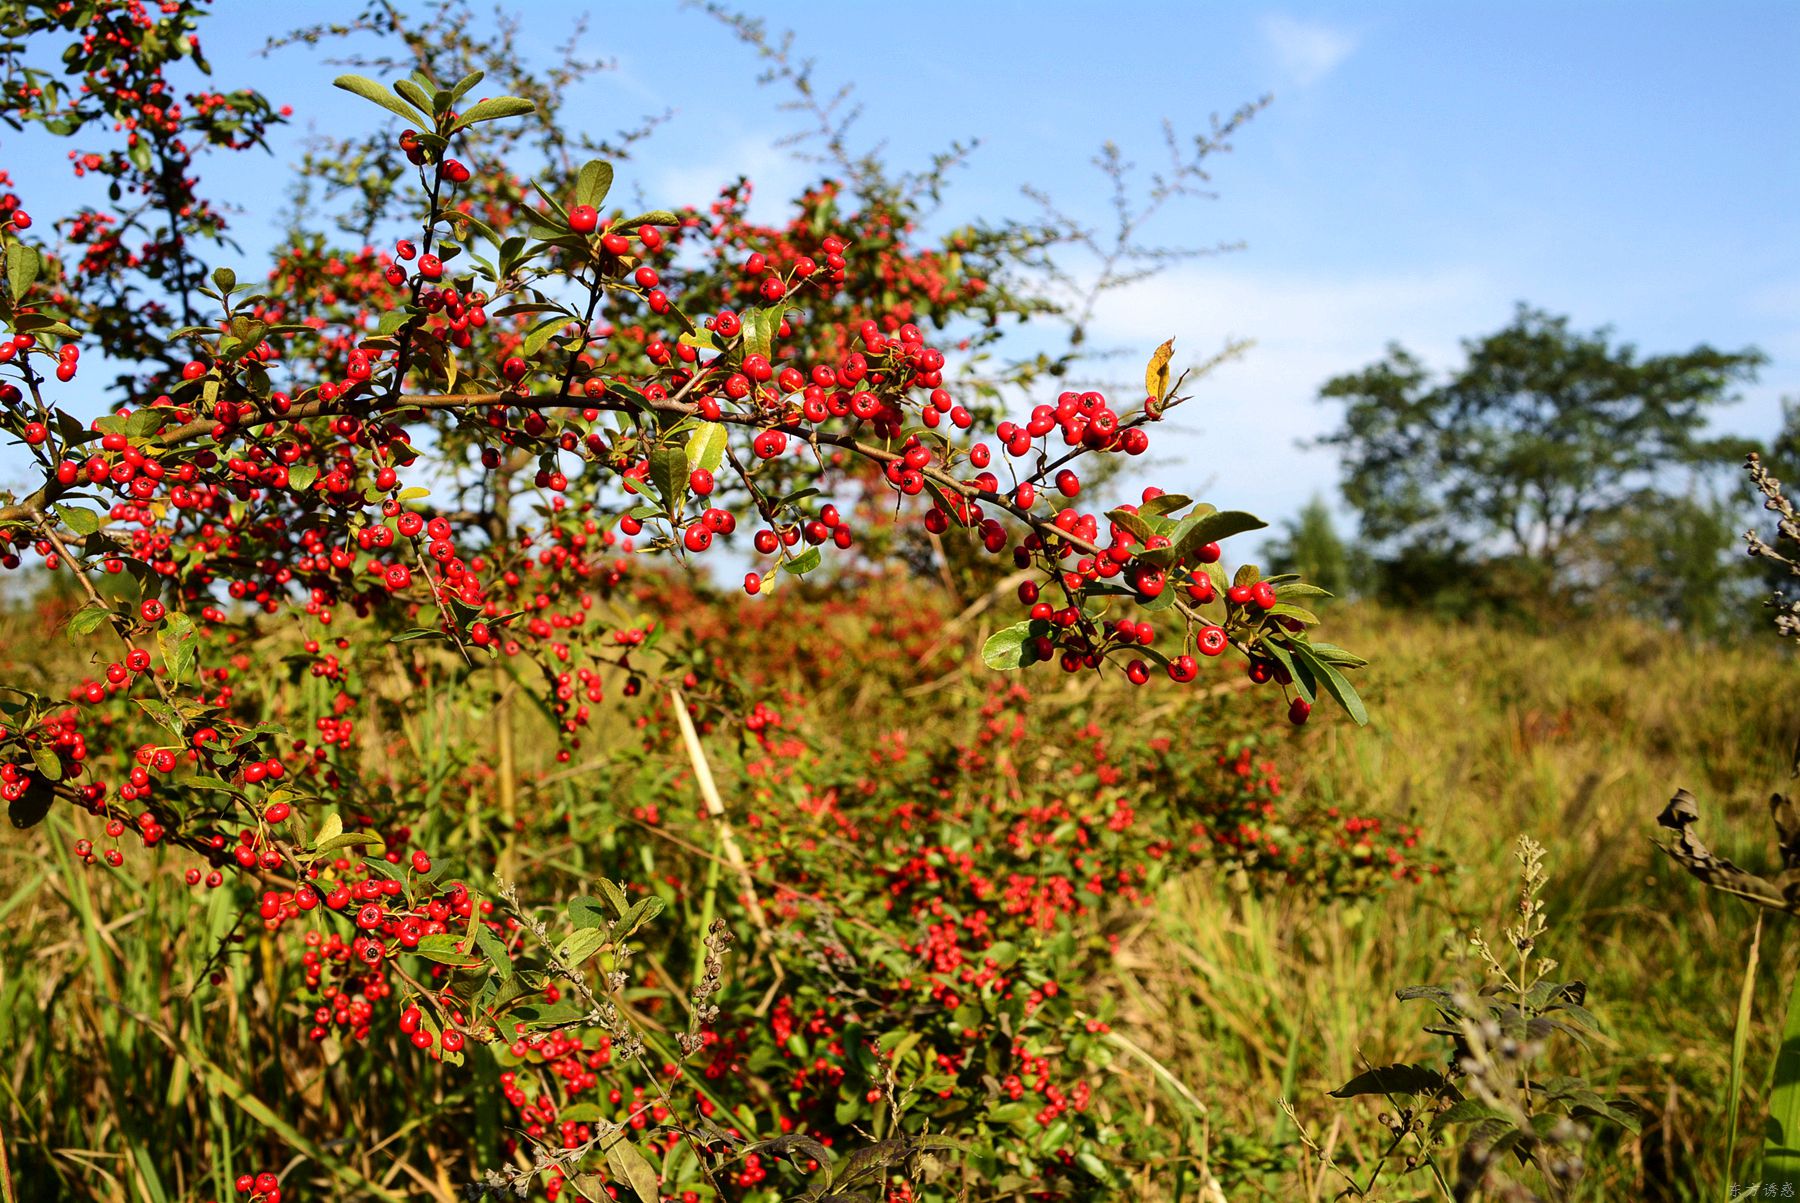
(0, 29, 1382, 1203)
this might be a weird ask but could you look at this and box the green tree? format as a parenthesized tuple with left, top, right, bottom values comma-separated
(1263, 494, 1364, 599)
(1316, 304, 1763, 620)
(1574, 486, 1755, 637)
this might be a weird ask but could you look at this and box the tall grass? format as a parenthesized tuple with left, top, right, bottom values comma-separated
(1, 597, 1793, 1200)
(1108, 607, 1799, 1200)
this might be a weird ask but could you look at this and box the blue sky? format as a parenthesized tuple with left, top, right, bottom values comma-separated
(8, 2, 1798, 534)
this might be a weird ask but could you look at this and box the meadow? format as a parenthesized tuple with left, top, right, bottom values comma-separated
(3, 578, 1792, 1201)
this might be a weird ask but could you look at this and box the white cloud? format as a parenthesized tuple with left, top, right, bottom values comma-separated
(650, 134, 812, 225)
(1261, 14, 1358, 88)
(1082, 262, 1495, 530)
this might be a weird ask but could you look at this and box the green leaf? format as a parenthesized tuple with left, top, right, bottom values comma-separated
(554, 927, 610, 969)
(615, 896, 665, 941)
(510, 997, 588, 1027)
(454, 95, 536, 130)
(1265, 603, 1320, 626)
(332, 74, 429, 125)
(567, 896, 609, 929)
(1303, 640, 1368, 669)
(605, 1137, 661, 1203)
(610, 211, 678, 230)
(742, 307, 775, 360)
(982, 619, 1053, 670)
(11, 314, 77, 340)
(782, 547, 822, 577)
(136, 698, 184, 735)
(1329, 1064, 1448, 1098)
(285, 463, 319, 491)
(392, 78, 434, 117)
(311, 810, 341, 848)
(6, 243, 40, 300)
(315, 829, 385, 854)
(649, 445, 687, 511)
(1432, 1100, 1510, 1131)
(30, 743, 61, 782)
(685, 422, 728, 476)
(157, 610, 198, 685)
(575, 159, 614, 210)
(519, 316, 566, 359)
(598, 879, 631, 918)
(1765, 960, 1800, 1189)
(474, 926, 513, 980)
(374, 309, 414, 335)
(1175, 511, 1266, 558)
(126, 408, 172, 438)
(1260, 640, 1314, 705)
(53, 504, 100, 536)
(65, 604, 111, 641)
(210, 266, 236, 294)
(182, 775, 242, 794)
(1291, 642, 1369, 726)
(414, 933, 482, 969)
(559, 1103, 606, 1124)
(1105, 508, 1161, 545)
(1139, 493, 1194, 520)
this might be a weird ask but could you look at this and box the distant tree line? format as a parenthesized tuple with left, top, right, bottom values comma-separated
(1269, 304, 1789, 637)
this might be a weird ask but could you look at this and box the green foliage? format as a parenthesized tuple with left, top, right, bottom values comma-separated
(1316, 304, 1765, 627)
(1319, 837, 1641, 1199)
(1576, 487, 1758, 638)
(1262, 494, 1367, 601)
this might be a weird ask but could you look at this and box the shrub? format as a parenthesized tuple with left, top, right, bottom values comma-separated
(0, 4, 1382, 1200)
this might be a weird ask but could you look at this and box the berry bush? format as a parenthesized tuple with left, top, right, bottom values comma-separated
(0, 4, 1406, 1200)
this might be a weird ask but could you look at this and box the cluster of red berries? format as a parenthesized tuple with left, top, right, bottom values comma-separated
(217, 1170, 282, 1203)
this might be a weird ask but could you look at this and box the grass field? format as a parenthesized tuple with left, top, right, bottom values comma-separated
(1110, 606, 1800, 1199)
(2, 592, 1794, 1201)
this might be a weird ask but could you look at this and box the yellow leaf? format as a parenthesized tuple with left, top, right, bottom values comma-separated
(1145, 337, 1176, 402)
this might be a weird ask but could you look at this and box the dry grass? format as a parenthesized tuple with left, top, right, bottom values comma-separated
(2, 594, 1793, 1201)
(1107, 606, 1800, 1200)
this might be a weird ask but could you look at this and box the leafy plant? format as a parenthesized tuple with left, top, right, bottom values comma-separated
(0, 3, 1377, 1201)
(1311, 836, 1639, 1201)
